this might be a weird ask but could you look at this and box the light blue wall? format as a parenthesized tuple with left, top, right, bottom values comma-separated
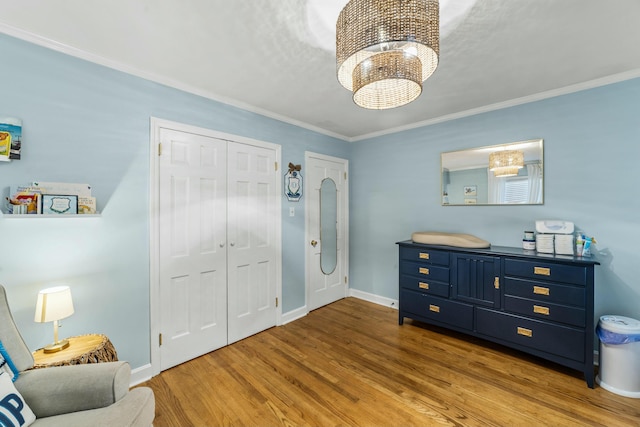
(2, 30, 638, 371)
(0, 33, 349, 369)
(350, 77, 640, 327)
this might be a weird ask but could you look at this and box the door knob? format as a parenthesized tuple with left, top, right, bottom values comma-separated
(311, 240, 318, 247)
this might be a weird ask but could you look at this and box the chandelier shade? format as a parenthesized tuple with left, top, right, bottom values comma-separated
(336, 0, 440, 109)
(489, 150, 524, 177)
(493, 167, 520, 178)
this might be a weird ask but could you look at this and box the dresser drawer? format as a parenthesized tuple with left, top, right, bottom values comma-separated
(504, 259, 587, 286)
(400, 261, 449, 282)
(401, 289, 473, 330)
(476, 308, 585, 362)
(504, 296, 585, 327)
(504, 277, 585, 307)
(399, 274, 450, 297)
(400, 247, 449, 266)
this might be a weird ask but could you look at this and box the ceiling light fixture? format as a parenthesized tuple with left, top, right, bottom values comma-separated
(336, 0, 440, 110)
(489, 150, 524, 177)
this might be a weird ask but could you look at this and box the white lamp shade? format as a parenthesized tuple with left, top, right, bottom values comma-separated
(34, 286, 74, 323)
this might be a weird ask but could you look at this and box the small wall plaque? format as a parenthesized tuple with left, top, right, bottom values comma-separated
(285, 163, 302, 202)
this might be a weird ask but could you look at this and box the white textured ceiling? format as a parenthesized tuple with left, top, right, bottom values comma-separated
(1, 0, 639, 141)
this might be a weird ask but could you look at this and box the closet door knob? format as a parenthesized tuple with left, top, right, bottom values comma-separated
(310, 240, 318, 247)
(219, 243, 225, 248)
(230, 242, 235, 247)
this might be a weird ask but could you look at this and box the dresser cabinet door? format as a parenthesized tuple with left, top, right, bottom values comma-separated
(451, 254, 501, 308)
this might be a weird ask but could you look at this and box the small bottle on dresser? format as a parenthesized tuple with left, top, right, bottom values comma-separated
(523, 231, 536, 250)
(576, 233, 584, 256)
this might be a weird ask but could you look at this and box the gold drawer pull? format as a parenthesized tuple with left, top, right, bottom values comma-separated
(494, 277, 500, 289)
(517, 327, 533, 337)
(533, 286, 550, 296)
(533, 305, 550, 315)
(534, 267, 550, 276)
(419, 282, 429, 290)
(419, 252, 430, 260)
(429, 304, 440, 313)
(419, 267, 430, 275)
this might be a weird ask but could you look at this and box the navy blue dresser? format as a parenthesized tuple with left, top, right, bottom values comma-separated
(397, 240, 600, 387)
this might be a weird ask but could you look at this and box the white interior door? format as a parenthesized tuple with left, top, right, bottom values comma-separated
(306, 153, 349, 311)
(227, 142, 278, 343)
(158, 129, 228, 370)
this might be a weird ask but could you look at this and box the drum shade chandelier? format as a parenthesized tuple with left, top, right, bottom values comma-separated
(489, 150, 524, 178)
(336, 0, 440, 110)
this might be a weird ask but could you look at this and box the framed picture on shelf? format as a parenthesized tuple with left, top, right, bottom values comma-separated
(463, 185, 477, 197)
(42, 195, 78, 215)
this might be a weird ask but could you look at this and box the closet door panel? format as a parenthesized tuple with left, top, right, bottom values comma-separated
(227, 142, 278, 343)
(159, 129, 228, 371)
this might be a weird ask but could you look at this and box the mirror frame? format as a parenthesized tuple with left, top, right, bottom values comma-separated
(441, 139, 544, 206)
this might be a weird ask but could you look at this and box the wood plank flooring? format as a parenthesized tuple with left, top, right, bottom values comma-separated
(140, 298, 639, 426)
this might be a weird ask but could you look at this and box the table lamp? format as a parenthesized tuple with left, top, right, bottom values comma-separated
(34, 286, 75, 353)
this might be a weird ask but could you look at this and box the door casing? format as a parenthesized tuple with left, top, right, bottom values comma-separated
(304, 151, 349, 312)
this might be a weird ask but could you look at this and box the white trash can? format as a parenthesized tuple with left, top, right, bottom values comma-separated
(596, 315, 640, 398)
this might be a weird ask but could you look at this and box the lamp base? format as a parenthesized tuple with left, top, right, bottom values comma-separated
(43, 339, 70, 353)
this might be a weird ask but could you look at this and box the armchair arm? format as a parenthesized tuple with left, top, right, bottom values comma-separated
(14, 361, 131, 418)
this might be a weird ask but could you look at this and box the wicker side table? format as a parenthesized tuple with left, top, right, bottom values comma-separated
(32, 334, 118, 368)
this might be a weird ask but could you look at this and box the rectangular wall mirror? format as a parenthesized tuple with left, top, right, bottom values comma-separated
(441, 139, 544, 206)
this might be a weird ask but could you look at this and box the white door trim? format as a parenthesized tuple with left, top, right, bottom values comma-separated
(304, 151, 349, 312)
(149, 117, 282, 377)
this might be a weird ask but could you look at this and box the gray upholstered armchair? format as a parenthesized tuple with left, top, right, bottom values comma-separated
(0, 285, 155, 426)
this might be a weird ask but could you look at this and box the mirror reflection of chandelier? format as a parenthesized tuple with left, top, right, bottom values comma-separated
(489, 150, 524, 177)
(336, 0, 440, 109)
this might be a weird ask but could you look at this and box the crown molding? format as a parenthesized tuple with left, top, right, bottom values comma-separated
(0, 22, 350, 142)
(2, 22, 639, 144)
(351, 68, 640, 142)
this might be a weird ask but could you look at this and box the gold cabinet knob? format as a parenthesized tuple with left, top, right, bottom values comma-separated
(311, 240, 318, 247)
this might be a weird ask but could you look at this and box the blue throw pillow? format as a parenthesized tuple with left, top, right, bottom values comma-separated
(0, 340, 19, 382)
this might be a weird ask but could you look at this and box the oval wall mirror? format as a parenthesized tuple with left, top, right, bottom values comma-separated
(320, 178, 338, 275)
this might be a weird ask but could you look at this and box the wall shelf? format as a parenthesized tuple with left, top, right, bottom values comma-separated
(0, 212, 101, 218)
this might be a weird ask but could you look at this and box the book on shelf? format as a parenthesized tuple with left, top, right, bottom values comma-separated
(31, 182, 92, 197)
(78, 197, 97, 214)
(8, 186, 42, 214)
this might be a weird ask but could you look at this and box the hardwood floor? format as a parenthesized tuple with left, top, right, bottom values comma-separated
(140, 298, 639, 426)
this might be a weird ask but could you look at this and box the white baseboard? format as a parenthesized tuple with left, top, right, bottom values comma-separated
(349, 288, 398, 310)
(130, 363, 153, 387)
(281, 305, 308, 325)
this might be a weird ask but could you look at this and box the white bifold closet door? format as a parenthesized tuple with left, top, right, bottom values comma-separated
(158, 128, 277, 371)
